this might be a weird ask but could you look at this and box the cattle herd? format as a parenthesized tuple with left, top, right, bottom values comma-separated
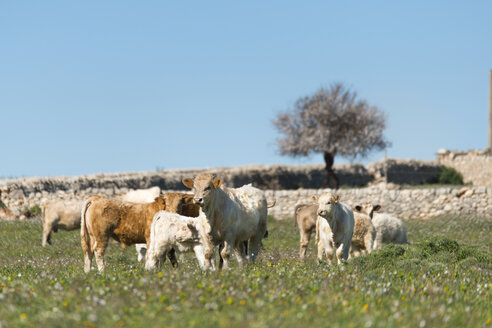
(40, 173, 409, 272)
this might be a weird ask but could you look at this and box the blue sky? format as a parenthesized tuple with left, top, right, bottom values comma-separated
(1, 1, 491, 177)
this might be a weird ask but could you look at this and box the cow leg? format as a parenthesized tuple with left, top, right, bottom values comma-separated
(83, 246, 94, 273)
(299, 230, 311, 261)
(218, 243, 224, 270)
(220, 240, 234, 270)
(337, 238, 351, 265)
(94, 239, 108, 273)
(136, 244, 147, 262)
(317, 239, 325, 263)
(248, 227, 266, 263)
(365, 233, 374, 254)
(42, 224, 53, 247)
(193, 245, 207, 270)
(234, 241, 247, 266)
(373, 232, 383, 250)
(325, 243, 334, 263)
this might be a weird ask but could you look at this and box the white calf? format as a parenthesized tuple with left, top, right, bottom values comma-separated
(314, 193, 354, 265)
(354, 203, 409, 249)
(145, 211, 211, 271)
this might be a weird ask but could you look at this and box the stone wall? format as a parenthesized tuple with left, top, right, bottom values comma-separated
(265, 184, 492, 220)
(0, 163, 371, 196)
(1, 154, 491, 221)
(437, 149, 492, 186)
(367, 159, 441, 185)
(1, 182, 491, 221)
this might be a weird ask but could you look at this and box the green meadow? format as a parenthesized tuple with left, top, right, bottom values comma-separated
(0, 214, 491, 327)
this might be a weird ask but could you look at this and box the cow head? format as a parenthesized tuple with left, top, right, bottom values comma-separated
(162, 193, 185, 214)
(182, 173, 222, 208)
(354, 203, 381, 219)
(314, 193, 340, 223)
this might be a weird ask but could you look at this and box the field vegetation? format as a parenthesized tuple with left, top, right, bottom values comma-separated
(0, 214, 490, 327)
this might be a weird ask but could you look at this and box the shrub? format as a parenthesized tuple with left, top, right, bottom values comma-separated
(21, 204, 42, 218)
(438, 166, 463, 185)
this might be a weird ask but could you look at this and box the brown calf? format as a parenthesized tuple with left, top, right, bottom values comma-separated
(294, 203, 318, 261)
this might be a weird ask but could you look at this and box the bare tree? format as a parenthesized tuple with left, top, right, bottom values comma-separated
(273, 83, 390, 189)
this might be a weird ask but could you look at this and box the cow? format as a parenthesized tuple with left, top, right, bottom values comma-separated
(293, 203, 318, 261)
(145, 211, 212, 271)
(314, 193, 354, 265)
(354, 203, 409, 249)
(80, 195, 175, 273)
(134, 192, 200, 262)
(349, 211, 376, 257)
(41, 200, 82, 247)
(119, 186, 161, 203)
(182, 174, 268, 270)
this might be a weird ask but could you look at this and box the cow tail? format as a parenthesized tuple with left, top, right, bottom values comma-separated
(293, 204, 304, 230)
(80, 198, 93, 254)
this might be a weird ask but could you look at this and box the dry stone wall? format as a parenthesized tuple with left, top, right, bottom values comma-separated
(265, 184, 492, 220)
(1, 181, 491, 221)
(1, 154, 491, 220)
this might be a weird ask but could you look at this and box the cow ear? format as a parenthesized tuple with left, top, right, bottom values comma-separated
(312, 195, 318, 202)
(213, 178, 222, 188)
(374, 205, 381, 212)
(354, 205, 362, 212)
(182, 178, 194, 189)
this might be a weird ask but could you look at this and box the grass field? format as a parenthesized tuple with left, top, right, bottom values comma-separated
(0, 215, 491, 327)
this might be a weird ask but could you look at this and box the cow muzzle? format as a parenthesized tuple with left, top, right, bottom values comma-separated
(194, 198, 204, 205)
(318, 210, 326, 217)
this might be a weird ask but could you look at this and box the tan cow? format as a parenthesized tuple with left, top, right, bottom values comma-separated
(350, 211, 376, 257)
(41, 200, 82, 246)
(81, 195, 173, 272)
(293, 203, 317, 261)
(182, 174, 268, 270)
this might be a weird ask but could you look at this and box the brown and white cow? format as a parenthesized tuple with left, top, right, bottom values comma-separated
(182, 174, 268, 270)
(41, 199, 82, 246)
(81, 195, 174, 272)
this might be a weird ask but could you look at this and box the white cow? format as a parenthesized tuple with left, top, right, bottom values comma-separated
(145, 211, 212, 271)
(314, 193, 354, 265)
(354, 203, 409, 249)
(120, 186, 161, 203)
(182, 174, 268, 270)
(41, 200, 82, 246)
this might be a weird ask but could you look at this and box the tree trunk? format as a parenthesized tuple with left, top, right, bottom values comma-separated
(323, 151, 339, 189)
